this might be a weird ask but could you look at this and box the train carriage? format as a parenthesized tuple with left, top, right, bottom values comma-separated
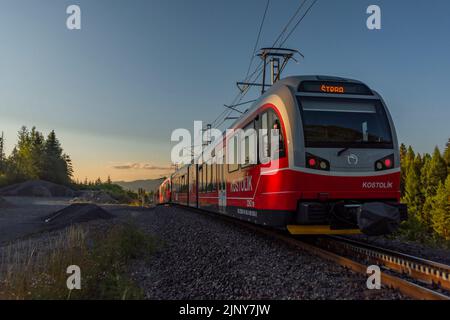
(158, 177, 172, 205)
(166, 75, 407, 235)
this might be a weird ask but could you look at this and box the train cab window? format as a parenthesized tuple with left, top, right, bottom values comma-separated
(299, 97, 393, 148)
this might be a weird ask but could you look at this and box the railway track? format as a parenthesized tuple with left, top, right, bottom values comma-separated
(178, 205, 450, 300)
(316, 236, 450, 296)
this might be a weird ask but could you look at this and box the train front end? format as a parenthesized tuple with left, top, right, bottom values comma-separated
(288, 77, 407, 235)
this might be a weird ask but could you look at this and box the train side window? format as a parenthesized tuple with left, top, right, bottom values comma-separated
(199, 165, 203, 192)
(210, 162, 213, 192)
(206, 163, 210, 192)
(260, 110, 286, 160)
(228, 135, 239, 172)
(261, 112, 269, 159)
(270, 111, 286, 158)
(212, 161, 217, 191)
(203, 165, 206, 193)
(202, 165, 206, 192)
(204, 164, 207, 192)
(242, 120, 257, 167)
(221, 156, 226, 189)
(210, 162, 214, 192)
(215, 163, 219, 191)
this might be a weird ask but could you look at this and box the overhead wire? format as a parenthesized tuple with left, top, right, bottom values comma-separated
(211, 0, 319, 130)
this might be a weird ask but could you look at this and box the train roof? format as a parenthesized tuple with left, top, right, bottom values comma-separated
(171, 75, 375, 177)
(229, 75, 372, 128)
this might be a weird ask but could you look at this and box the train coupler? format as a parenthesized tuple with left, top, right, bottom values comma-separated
(356, 202, 403, 236)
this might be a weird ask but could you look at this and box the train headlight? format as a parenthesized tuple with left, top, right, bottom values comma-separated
(384, 158, 392, 168)
(375, 154, 395, 171)
(306, 153, 330, 171)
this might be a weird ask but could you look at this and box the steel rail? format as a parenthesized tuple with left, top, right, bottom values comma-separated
(322, 236, 450, 292)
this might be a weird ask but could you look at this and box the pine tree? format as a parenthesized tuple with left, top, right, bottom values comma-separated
(421, 147, 447, 226)
(63, 153, 74, 180)
(29, 127, 45, 178)
(7, 126, 38, 181)
(444, 138, 450, 172)
(42, 130, 72, 185)
(399, 143, 408, 194)
(431, 176, 450, 240)
(107, 175, 112, 184)
(399, 143, 407, 160)
(405, 146, 415, 169)
(403, 155, 423, 221)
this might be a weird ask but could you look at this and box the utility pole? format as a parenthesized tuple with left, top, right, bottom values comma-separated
(237, 47, 303, 96)
(202, 124, 212, 147)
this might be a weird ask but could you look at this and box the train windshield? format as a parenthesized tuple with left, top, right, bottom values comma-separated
(299, 97, 393, 148)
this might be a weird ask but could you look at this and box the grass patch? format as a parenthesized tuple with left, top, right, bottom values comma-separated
(0, 223, 155, 300)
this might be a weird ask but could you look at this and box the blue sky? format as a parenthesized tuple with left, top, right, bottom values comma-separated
(0, 0, 449, 181)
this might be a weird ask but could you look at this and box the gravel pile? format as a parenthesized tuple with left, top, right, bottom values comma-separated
(43, 203, 114, 229)
(0, 180, 74, 197)
(130, 206, 406, 300)
(0, 197, 14, 209)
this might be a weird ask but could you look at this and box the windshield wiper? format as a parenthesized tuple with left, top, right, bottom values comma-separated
(337, 147, 350, 157)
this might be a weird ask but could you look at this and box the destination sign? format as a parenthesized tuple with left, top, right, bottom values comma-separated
(299, 81, 373, 95)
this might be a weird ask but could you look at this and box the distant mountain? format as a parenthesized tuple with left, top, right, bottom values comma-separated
(114, 178, 165, 192)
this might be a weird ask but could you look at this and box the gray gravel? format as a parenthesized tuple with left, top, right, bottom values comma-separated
(129, 205, 406, 300)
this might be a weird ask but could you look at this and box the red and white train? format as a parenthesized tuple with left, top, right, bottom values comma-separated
(158, 75, 407, 235)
